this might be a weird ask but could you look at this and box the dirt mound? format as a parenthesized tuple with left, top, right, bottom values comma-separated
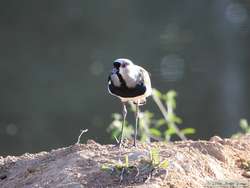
(1, 135, 250, 188)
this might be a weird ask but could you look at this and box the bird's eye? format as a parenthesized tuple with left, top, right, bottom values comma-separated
(121, 62, 129, 68)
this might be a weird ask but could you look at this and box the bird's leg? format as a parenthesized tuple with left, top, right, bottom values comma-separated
(118, 102, 127, 147)
(133, 102, 140, 147)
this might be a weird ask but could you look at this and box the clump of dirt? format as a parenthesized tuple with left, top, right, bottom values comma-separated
(1, 135, 250, 188)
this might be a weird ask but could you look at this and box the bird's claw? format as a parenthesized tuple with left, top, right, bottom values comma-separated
(113, 141, 122, 148)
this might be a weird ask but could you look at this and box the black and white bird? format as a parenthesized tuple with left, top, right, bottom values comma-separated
(108, 58, 152, 147)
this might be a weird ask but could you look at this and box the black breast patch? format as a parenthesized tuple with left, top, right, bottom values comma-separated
(108, 82, 146, 98)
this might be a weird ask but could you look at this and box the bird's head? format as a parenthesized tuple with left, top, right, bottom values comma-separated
(113, 58, 134, 72)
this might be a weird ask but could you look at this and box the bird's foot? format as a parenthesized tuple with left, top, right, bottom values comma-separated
(113, 141, 122, 148)
(133, 141, 137, 147)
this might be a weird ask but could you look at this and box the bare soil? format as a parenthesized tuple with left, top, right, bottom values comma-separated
(1, 135, 250, 188)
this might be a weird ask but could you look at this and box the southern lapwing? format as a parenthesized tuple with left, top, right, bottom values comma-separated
(108, 58, 152, 147)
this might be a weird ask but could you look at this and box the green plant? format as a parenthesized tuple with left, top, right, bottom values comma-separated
(101, 155, 138, 183)
(101, 148, 169, 183)
(108, 88, 196, 142)
(152, 89, 195, 141)
(145, 148, 169, 169)
(101, 155, 130, 172)
(139, 148, 169, 182)
(232, 119, 250, 138)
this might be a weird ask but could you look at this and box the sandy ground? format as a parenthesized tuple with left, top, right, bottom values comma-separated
(1, 135, 250, 188)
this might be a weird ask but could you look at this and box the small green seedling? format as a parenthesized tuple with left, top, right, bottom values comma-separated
(141, 148, 169, 169)
(139, 148, 169, 182)
(101, 148, 169, 184)
(101, 155, 138, 183)
(150, 148, 169, 169)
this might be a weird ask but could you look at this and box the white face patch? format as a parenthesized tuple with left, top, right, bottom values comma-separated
(119, 64, 141, 88)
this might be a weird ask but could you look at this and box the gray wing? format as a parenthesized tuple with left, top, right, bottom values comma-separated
(137, 66, 152, 97)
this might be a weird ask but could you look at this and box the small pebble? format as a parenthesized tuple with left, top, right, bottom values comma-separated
(209, 136, 223, 143)
(0, 174, 7, 180)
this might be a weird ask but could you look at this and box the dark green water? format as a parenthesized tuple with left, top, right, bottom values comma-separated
(0, 0, 249, 155)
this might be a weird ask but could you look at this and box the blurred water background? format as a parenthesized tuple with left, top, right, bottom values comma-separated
(0, 0, 250, 155)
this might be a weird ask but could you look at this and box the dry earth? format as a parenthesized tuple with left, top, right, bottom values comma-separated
(1, 135, 250, 188)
